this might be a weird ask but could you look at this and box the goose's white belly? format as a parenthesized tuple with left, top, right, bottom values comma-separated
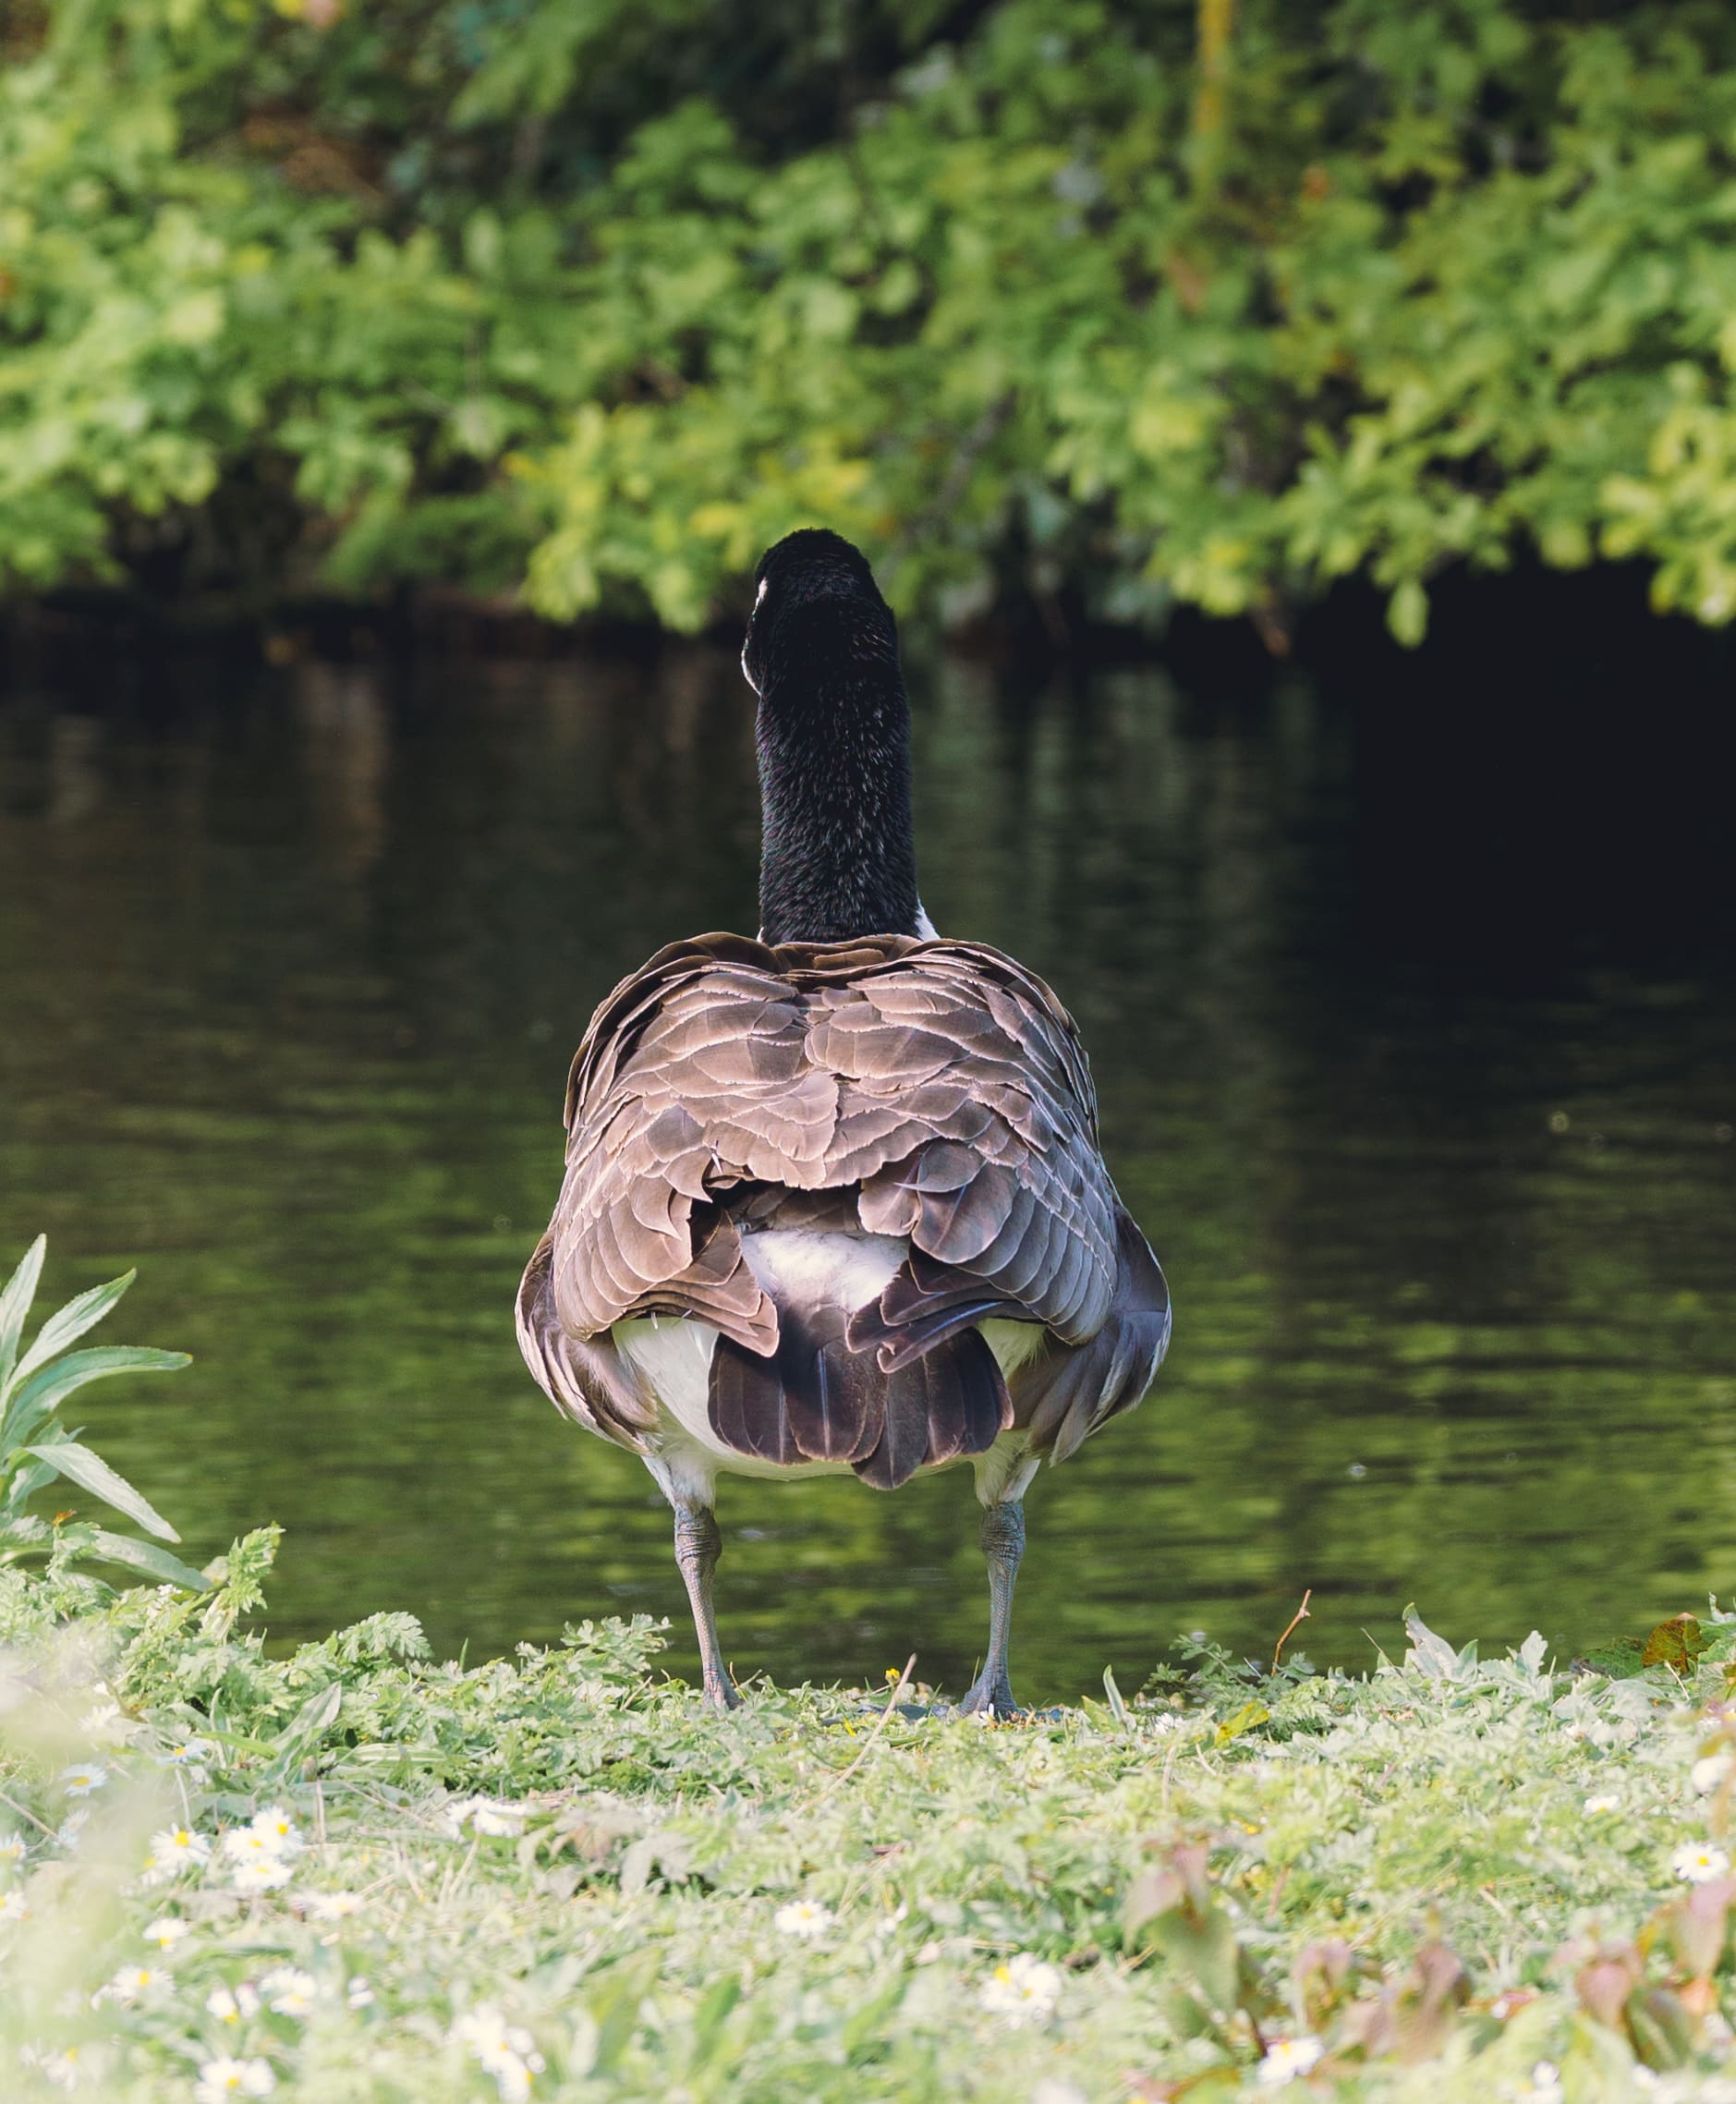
(613, 1230, 1046, 1499)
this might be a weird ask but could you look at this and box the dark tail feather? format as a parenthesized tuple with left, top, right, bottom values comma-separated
(710, 1309, 878, 1466)
(709, 1321, 1010, 1490)
(709, 1334, 801, 1465)
(845, 1263, 1005, 1371)
(791, 1334, 880, 1463)
(854, 1329, 1010, 1491)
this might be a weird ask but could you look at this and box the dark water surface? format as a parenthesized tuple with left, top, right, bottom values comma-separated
(3, 626, 1734, 1700)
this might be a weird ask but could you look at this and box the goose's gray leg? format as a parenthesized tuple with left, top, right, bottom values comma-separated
(958, 1500, 1024, 1718)
(673, 1502, 740, 1709)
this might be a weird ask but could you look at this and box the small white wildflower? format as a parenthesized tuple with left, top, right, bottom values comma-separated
(231, 1858, 294, 1895)
(143, 1824, 212, 1882)
(303, 1891, 362, 1921)
(58, 1764, 107, 1797)
(141, 1915, 190, 1950)
(0, 1831, 25, 1867)
(20, 2043, 83, 2091)
(444, 1795, 527, 1839)
(1671, 1842, 1732, 1884)
(1256, 2035, 1325, 2086)
(259, 1967, 318, 2018)
(206, 1983, 262, 2024)
(247, 1806, 302, 1855)
(451, 2006, 545, 2103)
(0, 1890, 29, 1922)
(224, 1811, 300, 1868)
(1526, 2062, 1565, 2104)
(55, 1809, 90, 1850)
(193, 2057, 274, 2102)
(346, 1976, 374, 2010)
(96, 1964, 169, 2007)
(79, 1701, 125, 1740)
(978, 1952, 1063, 2028)
(772, 1899, 835, 1939)
(1583, 1793, 1621, 1815)
(1691, 1750, 1735, 1795)
(165, 1737, 214, 1768)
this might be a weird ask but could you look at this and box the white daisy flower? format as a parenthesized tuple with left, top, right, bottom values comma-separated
(206, 1983, 261, 2023)
(143, 1824, 212, 1882)
(141, 1915, 190, 1950)
(0, 1891, 29, 1922)
(231, 1858, 294, 1895)
(772, 1899, 835, 1939)
(193, 2057, 274, 2102)
(1256, 2035, 1325, 2086)
(1525, 2062, 1566, 2104)
(303, 1891, 362, 1921)
(977, 1952, 1063, 2027)
(346, 1976, 374, 2009)
(58, 1764, 107, 1796)
(1691, 1750, 1735, 1795)
(247, 1806, 302, 1855)
(55, 1810, 90, 1850)
(451, 2006, 545, 2103)
(443, 1795, 528, 1839)
(1583, 1793, 1621, 1814)
(95, 1964, 169, 2007)
(19, 2043, 83, 2090)
(1671, 1842, 1732, 1884)
(166, 1737, 215, 1768)
(79, 1701, 125, 1740)
(259, 1967, 319, 2018)
(0, 1831, 25, 1867)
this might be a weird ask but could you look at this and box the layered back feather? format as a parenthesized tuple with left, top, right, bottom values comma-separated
(518, 931, 1168, 1489)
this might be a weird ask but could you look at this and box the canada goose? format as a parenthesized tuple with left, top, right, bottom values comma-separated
(517, 529, 1170, 1713)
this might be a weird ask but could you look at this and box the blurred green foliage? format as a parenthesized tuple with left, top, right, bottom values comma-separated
(5, 0, 1736, 637)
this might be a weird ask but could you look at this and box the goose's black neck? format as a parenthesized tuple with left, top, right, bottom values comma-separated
(747, 533, 920, 946)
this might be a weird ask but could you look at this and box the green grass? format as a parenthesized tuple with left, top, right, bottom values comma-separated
(0, 1529, 1732, 2101)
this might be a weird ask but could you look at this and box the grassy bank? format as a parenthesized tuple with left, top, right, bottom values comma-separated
(1, 1527, 1733, 2102)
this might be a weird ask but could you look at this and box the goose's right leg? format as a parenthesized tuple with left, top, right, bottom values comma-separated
(957, 1499, 1024, 1718)
(672, 1501, 740, 1709)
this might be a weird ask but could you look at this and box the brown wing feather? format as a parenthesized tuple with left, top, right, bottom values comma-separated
(517, 930, 1163, 1469)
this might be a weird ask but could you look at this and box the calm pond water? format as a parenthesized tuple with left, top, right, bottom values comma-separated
(2, 614, 1734, 1701)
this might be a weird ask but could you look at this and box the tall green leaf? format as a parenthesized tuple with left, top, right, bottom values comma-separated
(8, 1269, 135, 1399)
(25, 1440, 181, 1542)
(84, 1528, 212, 1591)
(4, 1346, 191, 1452)
(0, 1235, 45, 1395)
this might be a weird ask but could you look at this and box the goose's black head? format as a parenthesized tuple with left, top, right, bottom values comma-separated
(741, 528, 894, 701)
(744, 529, 923, 946)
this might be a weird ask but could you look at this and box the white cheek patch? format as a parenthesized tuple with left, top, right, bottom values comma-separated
(742, 577, 769, 692)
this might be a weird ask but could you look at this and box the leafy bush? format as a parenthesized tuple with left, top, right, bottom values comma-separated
(6, 2, 1736, 639)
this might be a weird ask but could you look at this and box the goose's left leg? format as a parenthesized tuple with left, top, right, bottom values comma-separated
(672, 1501, 739, 1709)
(957, 1499, 1024, 1718)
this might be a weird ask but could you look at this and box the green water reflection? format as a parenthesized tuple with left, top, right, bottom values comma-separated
(1, 648, 1733, 1699)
